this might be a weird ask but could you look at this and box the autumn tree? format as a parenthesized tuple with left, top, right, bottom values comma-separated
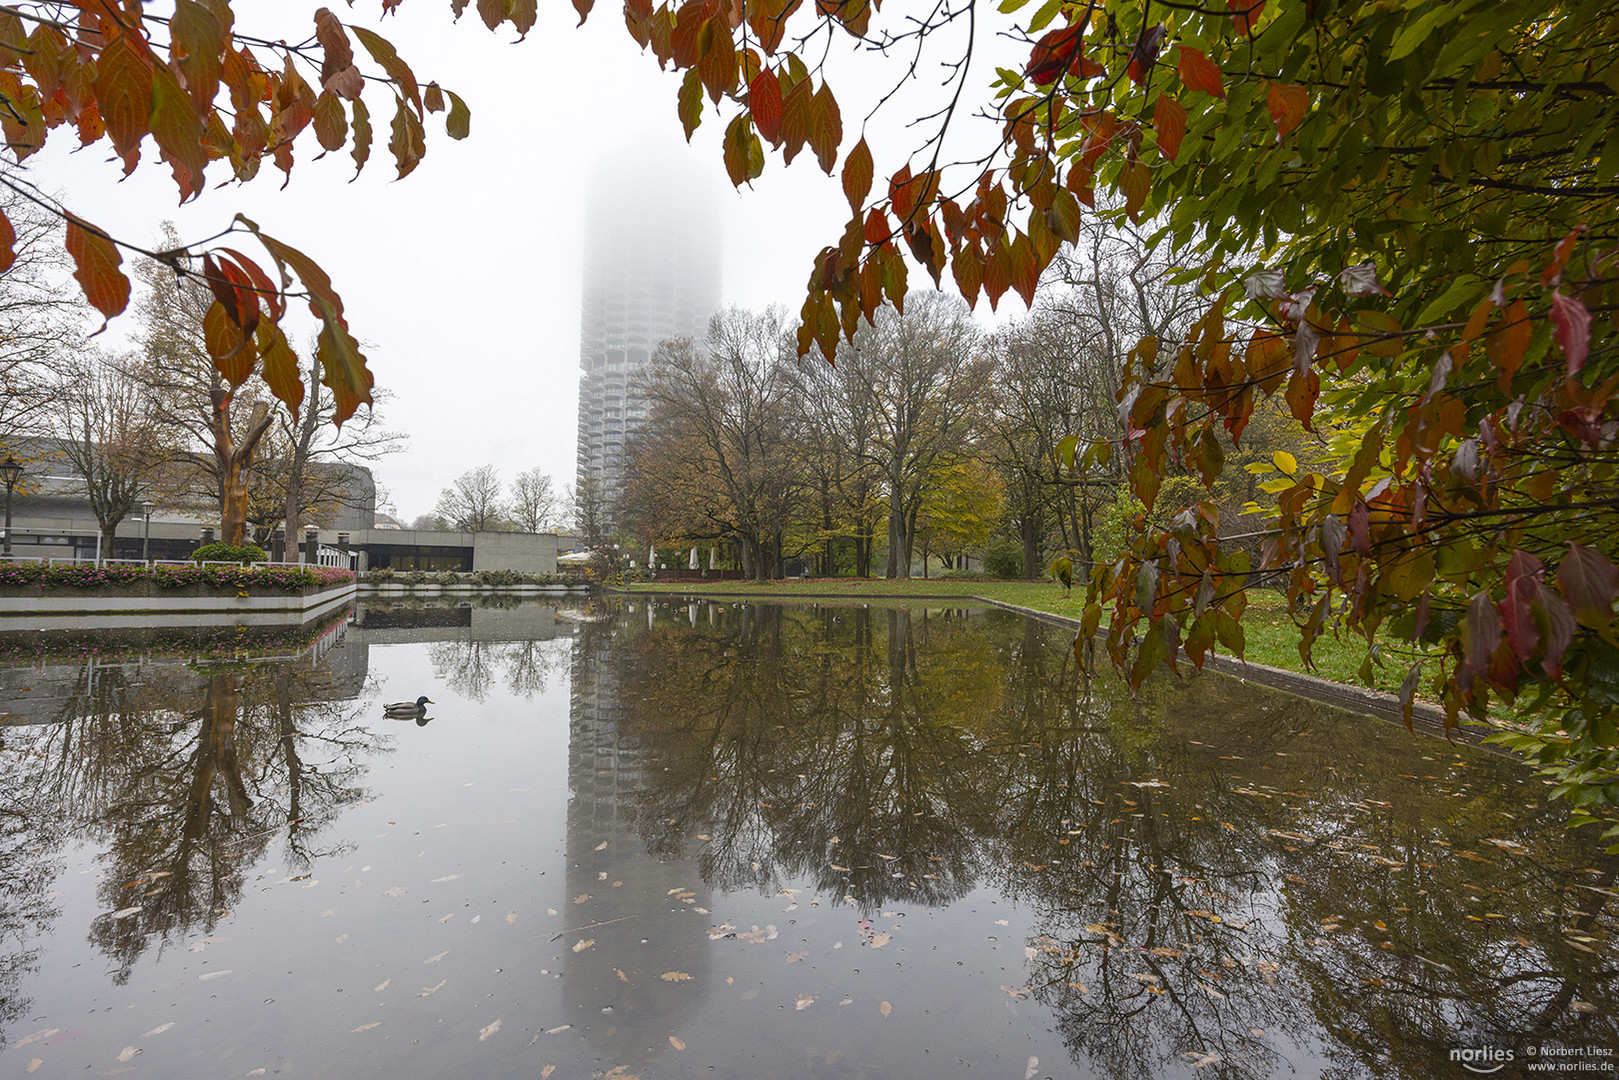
(52, 352, 163, 555)
(0, 187, 77, 445)
(626, 309, 803, 580)
(838, 292, 993, 579)
(914, 458, 1003, 577)
(434, 464, 507, 532)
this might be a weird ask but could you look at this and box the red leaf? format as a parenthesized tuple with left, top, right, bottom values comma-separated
(1462, 590, 1501, 678)
(863, 206, 890, 246)
(64, 215, 130, 332)
(1176, 47, 1224, 99)
(0, 206, 14, 273)
(1550, 290, 1591, 378)
(203, 299, 255, 387)
(1557, 543, 1619, 637)
(1228, 0, 1265, 35)
(1153, 95, 1185, 161)
(1500, 550, 1544, 666)
(92, 34, 152, 173)
(749, 66, 783, 145)
(1531, 583, 1576, 680)
(1347, 499, 1370, 557)
(1025, 26, 1081, 87)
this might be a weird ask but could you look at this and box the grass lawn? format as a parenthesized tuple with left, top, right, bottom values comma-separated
(620, 576, 1435, 700)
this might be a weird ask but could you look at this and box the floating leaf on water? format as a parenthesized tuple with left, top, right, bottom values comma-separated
(336, 933, 349, 943)
(572, 939, 595, 953)
(786, 951, 809, 963)
(546, 1025, 571, 1035)
(1001, 985, 1030, 998)
(574, 894, 590, 905)
(139, 1023, 174, 1038)
(24, 1059, 41, 1074)
(384, 887, 407, 898)
(351, 1022, 381, 1033)
(1025, 1057, 1040, 1080)
(116, 1047, 139, 1062)
(880, 1001, 892, 1016)
(374, 980, 390, 992)
(507, 913, 517, 924)
(839, 997, 853, 1005)
(1186, 1050, 1223, 1068)
(478, 1018, 501, 1041)
(430, 875, 459, 883)
(418, 980, 446, 997)
(424, 951, 449, 964)
(669, 1035, 686, 1050)
(438, 914, 454, 924)
(795, 994, 816, 1010)
(830, 865, 850, 872)
(541, 1067, 556, 1079)
(15, 1030, 60, 1048)
(595, 841, 608, 851)
(869, 933, 891, 949)
(995, 919, 1010, 926)
(112, 907, 142, 919)
(661, 971, 692, 982)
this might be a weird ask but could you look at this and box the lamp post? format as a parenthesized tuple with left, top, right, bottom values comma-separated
(0, 456, 22, 558)
(142, 500, 155, 563)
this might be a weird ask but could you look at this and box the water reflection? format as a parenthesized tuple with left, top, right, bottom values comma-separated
(1, 627, 380, 990)
(0, 598, 1612, 1078)
(588, 599, 1619, 1078)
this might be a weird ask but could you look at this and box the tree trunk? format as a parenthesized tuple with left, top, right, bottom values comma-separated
(210, 391, 274, 548)
(886, 494, 905, 578)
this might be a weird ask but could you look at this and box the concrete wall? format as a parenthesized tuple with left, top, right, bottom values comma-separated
(471, 531, 561, 573)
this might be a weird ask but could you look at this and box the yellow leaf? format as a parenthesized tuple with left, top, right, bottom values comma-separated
(670, 1035, 686, 1050)
(661, 971, 692, 982)
(1272, 450, 1297, 474)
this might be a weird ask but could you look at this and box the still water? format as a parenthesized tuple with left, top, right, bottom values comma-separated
(0, 598, 1614, 1079)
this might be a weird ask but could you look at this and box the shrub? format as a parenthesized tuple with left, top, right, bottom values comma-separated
(403, 570, 429, 585)
(434, 571, 461, 586)
(366, 567, 394, 581)
(980, 536, 1025, 580)
(193, 542, 267, 564)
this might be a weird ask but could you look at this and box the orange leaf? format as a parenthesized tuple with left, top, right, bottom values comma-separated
(350, 25, 422, 117)
(64, 215, 130, 332)
(256, 322, 306, 421)
(1176, 46, 1224, 99)
(203, 299, 255, 387)
(888, 163, 915, 220)
(312, 90, 347, 152)
(1025, 26, 1081, 86)
(1485, 299, 1531, 383)
(842, 136, 873, 212)
(92, 35, 152, 172)
(1153, 95, 1185, 160)
(1117, 157, 1150, 222)
(952, 243, 983, 308)
(1265, 81, 1307, 139)
(1228, 0, 1265, 35)
(863, 206, 890, 246)
(808, 81, 842, 174)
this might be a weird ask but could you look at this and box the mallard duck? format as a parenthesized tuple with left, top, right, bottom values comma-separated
(384, 695, 433, 719)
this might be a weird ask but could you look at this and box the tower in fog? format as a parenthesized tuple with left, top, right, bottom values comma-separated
(576, 158, 722, 520)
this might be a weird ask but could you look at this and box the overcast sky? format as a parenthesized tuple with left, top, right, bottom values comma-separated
(23, 1, 1025, 521)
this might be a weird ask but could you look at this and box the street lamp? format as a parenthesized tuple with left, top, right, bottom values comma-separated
(142, 500, 155, 563)
(0, 456, 22, 558)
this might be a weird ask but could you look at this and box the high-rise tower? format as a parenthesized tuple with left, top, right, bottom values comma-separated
(576, 160, 722, 520)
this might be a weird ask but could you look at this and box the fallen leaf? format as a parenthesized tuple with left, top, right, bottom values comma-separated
(478, 1018, 502, 1041)
(546, 1024, 571, 1034)
(24, 1059, 41, 1074)
(869, 933, 891, 949)
(574, 894, 590, 905)
(430, 874, 459, 883)
(1186, 1050, 1223, 1067)
(140, 1023, 174, 1038)
(351, 1022, 381, 1033)
(572, 939, 596, 953)
(1025, 1057, 1040, 1080)
(375, 979, 391, 992)
(425, 951, 449, 964)
(438, 914, 454, 924)
(116, 1047, 139, 1062)
(661, 971, 692, 982)
(795, 994, 816, 1010)
(669, 1035, 686, 1050)
(15, 1030, 60, 1048)
(786, 951, 809, 963)
(384, 887, 407, 898)
(595, 841, 608, 851)
(507, 913, 517, 924)
(541, 1068, 556, 1079)
(880, 1001, 892, 1016)
(198, 970, 232, 981)
(418, 980, 446, 997)
(112, 907, 142, 919)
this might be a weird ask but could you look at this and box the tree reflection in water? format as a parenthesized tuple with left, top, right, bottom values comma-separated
(583, 598, 1618, 1080)
(11, 654, 383, 984)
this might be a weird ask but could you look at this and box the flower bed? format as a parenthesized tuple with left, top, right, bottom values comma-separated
(0, 562, 353, 592)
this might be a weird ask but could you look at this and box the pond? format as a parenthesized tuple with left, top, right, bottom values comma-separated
(0, 597, 1614, 1079)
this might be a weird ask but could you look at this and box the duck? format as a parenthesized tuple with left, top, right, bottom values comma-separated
(384, 695, 433, 720)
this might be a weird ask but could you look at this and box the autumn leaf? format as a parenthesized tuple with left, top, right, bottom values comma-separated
(1265, 81, 1308, 139)
(1550, 291, 1591, 378)
(842, 136, 873, 212)
(1154, 95, 1186, 160)
(64, 215, 130, 331)
(1176, 47, 1224, 99)
(1025, 26, 1081, 86)
(660, 971, 692, 981)
(750, 67, 783, 145)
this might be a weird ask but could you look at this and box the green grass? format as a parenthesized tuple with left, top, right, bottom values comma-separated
(621, 576, 1428, 698)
